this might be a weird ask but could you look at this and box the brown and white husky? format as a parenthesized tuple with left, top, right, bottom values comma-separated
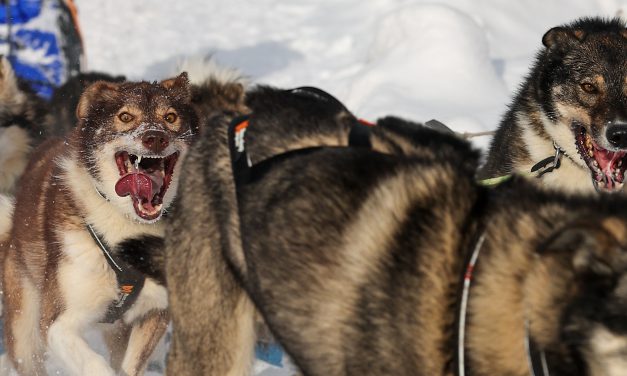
(2, 73, 198, 376)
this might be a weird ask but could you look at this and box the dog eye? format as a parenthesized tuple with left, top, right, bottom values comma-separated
(164, 113, 178, 123)
(580, 83, 598, 94)
(118, 112, 134, 123)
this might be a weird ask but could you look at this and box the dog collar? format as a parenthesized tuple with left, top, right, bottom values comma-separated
(86, 224, 145, 323)
(478, 142, 566, 187)
(530, 141, 565, 177)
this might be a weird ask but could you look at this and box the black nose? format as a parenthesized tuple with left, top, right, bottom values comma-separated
(141, 130, 169, 153)
(606, 123, 627, 149)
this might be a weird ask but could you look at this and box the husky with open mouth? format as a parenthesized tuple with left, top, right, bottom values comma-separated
(478, 17, 627, 194)
(2, 73, 198, 376)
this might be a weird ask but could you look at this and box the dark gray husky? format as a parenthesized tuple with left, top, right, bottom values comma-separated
(166, 86, 627, 376)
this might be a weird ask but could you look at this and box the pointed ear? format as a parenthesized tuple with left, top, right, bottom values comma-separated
(160, 72, 191, 102)
(540, 224, 621, 277)
(542, 27, 586, 50)
(76, 81, 121, 120)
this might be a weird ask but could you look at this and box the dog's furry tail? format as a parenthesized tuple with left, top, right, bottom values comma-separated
(0, 194, 14, 243)
(174, 57, 249, 118)
(175, 56, 249, 87)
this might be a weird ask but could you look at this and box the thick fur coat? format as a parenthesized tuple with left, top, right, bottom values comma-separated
(3, 74, 197, 376)
(479, 17, 627, 194)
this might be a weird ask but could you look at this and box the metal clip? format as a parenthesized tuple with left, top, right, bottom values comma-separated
(552, 141, 563, 169)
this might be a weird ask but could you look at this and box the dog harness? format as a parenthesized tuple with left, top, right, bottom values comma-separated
(456, 233, 485, 376)
(229, 86, 375, 186)
(456, 232, 551, 376)
(86, 224, 145, 323)
(229, 86, 378, 368)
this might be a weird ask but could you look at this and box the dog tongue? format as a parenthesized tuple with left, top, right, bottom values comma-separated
(594, 147, 626, 189)
(115, 173, 153, 201)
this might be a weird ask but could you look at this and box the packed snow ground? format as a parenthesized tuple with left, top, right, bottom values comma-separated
(58, 0, 627, 375)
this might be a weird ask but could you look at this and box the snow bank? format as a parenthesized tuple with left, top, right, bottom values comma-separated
(346, 4, 508, 128)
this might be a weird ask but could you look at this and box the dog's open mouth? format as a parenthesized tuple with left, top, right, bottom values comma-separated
(114, 151, 179, 220)
(575, 126, 627, 193)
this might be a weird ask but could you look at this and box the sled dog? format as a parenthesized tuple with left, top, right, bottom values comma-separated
(0, 56, 48, 194)
(230, 128, 627, 376)
(479, 17, 627, 194)
(169, 94, 627, 375)
(164, 85, 466, 375)
(3, 73, 197, 376)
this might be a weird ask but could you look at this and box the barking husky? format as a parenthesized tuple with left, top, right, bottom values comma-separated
(479, 17, 627, 194)
(3, 73, 198, 376)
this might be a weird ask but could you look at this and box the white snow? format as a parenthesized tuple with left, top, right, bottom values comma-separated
(76, 0, 626, 146)
(68, 0, 627, 375)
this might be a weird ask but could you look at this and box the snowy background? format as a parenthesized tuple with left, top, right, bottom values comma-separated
(77, 0, 627, 151)
(72, 0, 627, 375)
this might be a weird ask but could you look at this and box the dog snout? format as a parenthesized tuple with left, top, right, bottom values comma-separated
(606, 122, 627, 149)
(141, 130, 170, 154)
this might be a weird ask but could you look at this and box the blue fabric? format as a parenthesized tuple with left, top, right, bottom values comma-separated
(0, 0, 72, 99)
(0, 0, 42, 24)
(255, 342, 284, 367)
(8, 28, 63, 98)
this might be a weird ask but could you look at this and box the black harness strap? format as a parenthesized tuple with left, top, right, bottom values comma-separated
(86, 224, 145, 323)
(228, 114, 252, 187)
(229, 86, 377, 186)
(348, 119, 373, 148)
